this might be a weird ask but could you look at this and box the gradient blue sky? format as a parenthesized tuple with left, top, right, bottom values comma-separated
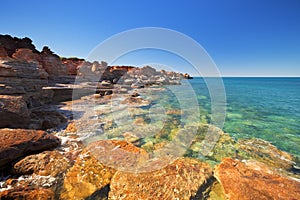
(1, 0, 299, 76)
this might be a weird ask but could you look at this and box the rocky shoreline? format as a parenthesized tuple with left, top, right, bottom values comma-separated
(0, 35, 300, 199)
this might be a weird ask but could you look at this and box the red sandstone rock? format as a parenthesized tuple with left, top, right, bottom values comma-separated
(61, 57, 85, 75)
(12, 48, 49, 79)
(12, 150, 71, 177)
(0, 58, 42, 78)
(41, 46, 68, 76)
(0, 187, 54, 200)
(60, 140, 149, 200)
(12, 48, 42, 63)
(214, 158, 300, 200)
(109, 157, 213, 200)
(87, 140, 150, 171)
(0, 129, 60, 169)
(0, 95, 30, 128)
(0, 46, 8, 57)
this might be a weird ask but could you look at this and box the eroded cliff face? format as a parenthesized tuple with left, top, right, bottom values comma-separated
(0, 34, 191, 128)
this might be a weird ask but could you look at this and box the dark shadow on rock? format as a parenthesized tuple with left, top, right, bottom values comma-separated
(85, 185, 110, 200)
(190, 176, 216, 200)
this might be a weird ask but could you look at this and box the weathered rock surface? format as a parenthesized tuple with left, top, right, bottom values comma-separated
(41, 46, 68, 76)
(0, 59, 49, 107)
(0, 46, 8, 57)
(12, 150, 71, 177)
(30, 107, 68, 130)
(60, 151, 113, 199)
(61, 57, 85, 75)
(12, 48, 42, 64)
(9, 150, 73, 198)
(0, 129, 60, 169)
(0, 187, 54, 200)
(109, 157, 213, 200)
(0, 58, 44, 79)
(60, 140, 149, 200)
(0, 95, 30, 128)
(237, 138, 295, 170)
(76, 61, 105, 81)
(214, 158, 300, 200)
(87, 140, 150, 171)
(11, 48, 49, 78)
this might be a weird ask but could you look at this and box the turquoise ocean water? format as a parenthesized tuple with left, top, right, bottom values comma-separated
(157, 77, 300, 159)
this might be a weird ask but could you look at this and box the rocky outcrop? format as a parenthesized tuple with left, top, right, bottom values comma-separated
(29, 107, 68, 130)
(121, 94, 151, 108)
(41, 46, 68, 76)
(12, 48, 42, 63)
(76, 61, 108, 82)
(0, 187, 54, 200)
(214, 158, 300, 200)
(0, 58, 45, 80)
(0, 59, 49, 102)
(0, 46, 8, 57)
(60, 140, 148, 200)
(109, 157, 213, 200)
(237, 138, 295, 170)
(0, 35, 38, 57)
(61, 57, 85, 75)
(12, 150, 71, 177)
(0, 95, 30, 128)
(0, 129, 60, 170)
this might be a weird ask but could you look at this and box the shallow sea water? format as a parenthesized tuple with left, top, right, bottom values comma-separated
(76, 77, 300, 164)
(188, 77, 300, 159)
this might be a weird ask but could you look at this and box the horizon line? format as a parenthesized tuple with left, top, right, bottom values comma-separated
(192, 76, 300, 78)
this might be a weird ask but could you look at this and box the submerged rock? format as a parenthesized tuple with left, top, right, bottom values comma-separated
(0, 129, 60, 170)
(109, 157, 213, 200)
(207, 181, 226, 200)
(121, 95, 151, 108)
(214, 158, 300, 200)
(237, 138, 295, 170)
(187, 124, 238, 163)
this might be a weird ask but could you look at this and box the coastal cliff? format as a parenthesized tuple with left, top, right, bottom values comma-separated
(0, 35, 299, 200)
(0, 34, 190, 129)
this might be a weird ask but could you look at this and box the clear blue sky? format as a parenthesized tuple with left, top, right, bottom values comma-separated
(1, 0, 299, 76)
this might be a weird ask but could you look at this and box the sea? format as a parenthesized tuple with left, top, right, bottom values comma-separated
(78, 77, 300, 164)
(176, 77, 300, 159)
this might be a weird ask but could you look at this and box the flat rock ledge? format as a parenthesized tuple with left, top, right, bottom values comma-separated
(109, 157, 213, 200)
(0, 129, 60, 170)
(214, 158, 300, 200)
